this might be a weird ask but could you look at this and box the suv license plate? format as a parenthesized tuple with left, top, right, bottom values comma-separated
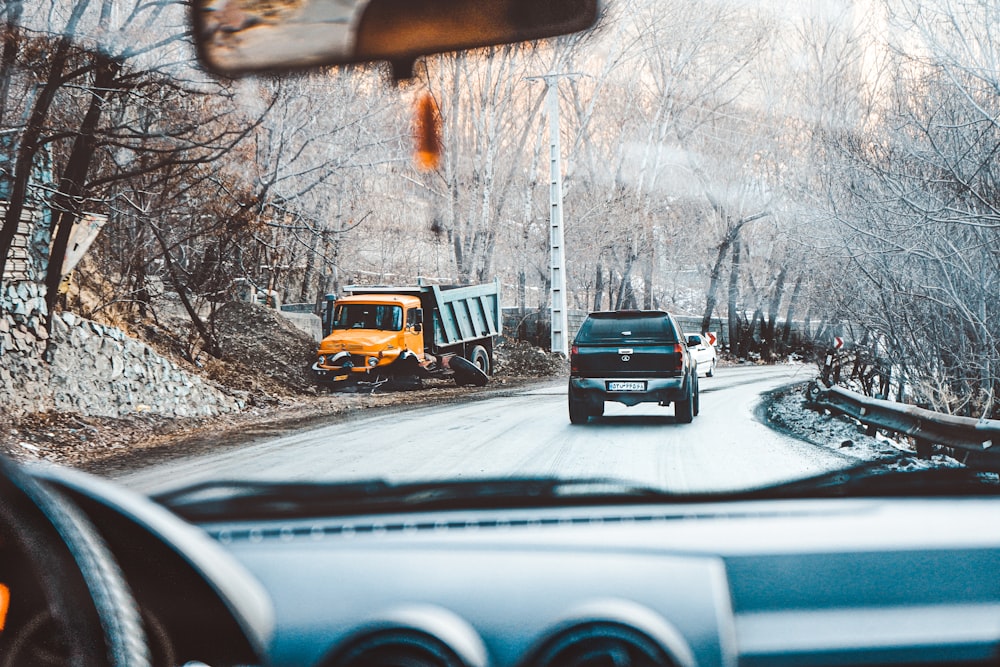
(607, 381, 646, 392)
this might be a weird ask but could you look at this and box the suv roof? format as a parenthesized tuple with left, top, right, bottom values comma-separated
(586, 310, 669, 319)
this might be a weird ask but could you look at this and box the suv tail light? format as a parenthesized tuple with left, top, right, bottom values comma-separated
(673, 343, 686, 369)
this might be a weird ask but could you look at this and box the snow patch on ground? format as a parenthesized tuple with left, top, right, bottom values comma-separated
(762, 382, 963, 471)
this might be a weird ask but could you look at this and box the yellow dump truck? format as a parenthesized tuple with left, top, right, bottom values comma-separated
(311, 280, 502, 389)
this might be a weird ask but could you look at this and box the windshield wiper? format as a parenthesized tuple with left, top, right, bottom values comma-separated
(153, 477, 678, 522)
(741, 457, 1000, 499)
(154, 462, 1000, 523)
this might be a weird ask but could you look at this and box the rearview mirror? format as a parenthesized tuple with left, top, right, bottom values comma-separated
(191, 0, 599, 78)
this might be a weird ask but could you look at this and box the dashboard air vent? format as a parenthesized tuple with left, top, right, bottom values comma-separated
(330, 629, 469, 667)
(527, 622, 673, 667)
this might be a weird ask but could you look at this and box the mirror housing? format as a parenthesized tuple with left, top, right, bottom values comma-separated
(192, 0, 599, 78)
(409, 308, 424, 333)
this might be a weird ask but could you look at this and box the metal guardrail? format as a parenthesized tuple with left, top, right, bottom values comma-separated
(805, 381, 1000, 463)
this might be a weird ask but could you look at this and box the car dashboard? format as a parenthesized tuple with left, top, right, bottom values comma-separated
(26, 467, 1000, 667)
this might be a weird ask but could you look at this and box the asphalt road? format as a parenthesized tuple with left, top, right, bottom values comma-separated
(119, 364, 854, 495)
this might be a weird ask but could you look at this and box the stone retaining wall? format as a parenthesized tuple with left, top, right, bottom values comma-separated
(1, 281, 54, 417)
(1, 283, 243, 419)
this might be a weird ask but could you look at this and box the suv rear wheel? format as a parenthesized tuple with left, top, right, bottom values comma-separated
(568, 386, 589, 424)
(675, 377, 696, 424)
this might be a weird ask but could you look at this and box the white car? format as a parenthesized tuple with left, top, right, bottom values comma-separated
(685, 332, 718, 377)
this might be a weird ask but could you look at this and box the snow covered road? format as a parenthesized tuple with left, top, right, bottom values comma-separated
(119, 364, 859, 495)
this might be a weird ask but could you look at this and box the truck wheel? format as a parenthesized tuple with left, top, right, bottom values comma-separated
(568, 386, 589, 424)
(450, 355, 488, 387)
(468, 345, 491, 376)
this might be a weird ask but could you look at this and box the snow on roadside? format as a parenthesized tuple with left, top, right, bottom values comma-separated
(762, 382, 963, 471)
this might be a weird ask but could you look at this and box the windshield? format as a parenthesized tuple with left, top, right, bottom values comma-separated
(1, 0, 999, 499)
(331, 304, 403, 331)
(575, 313, 678, 345)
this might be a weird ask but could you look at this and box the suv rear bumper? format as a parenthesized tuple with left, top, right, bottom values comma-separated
(570, 376, 688, 407)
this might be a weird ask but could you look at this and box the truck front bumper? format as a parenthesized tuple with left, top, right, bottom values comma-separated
(311, 363, 354, 384)
(312, 350, 423, 386)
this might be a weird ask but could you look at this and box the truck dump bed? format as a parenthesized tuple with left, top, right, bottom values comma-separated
(340, 279, 501, 351)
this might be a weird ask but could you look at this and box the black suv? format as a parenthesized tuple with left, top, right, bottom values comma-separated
(568, 310, 699, 424)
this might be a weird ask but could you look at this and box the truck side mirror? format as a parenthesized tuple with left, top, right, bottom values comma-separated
(409, 308, 423, 333)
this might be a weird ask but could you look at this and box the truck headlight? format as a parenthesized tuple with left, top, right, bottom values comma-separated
(367, 357, 378, 367)
(317, 355, 326, 365)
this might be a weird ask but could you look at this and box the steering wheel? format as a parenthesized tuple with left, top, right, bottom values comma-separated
(0, 455, 150, 667)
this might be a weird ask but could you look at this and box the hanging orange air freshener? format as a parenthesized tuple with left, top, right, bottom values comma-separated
(414, 92, 442, 171)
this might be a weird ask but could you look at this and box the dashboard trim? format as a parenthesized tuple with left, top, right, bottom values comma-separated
(735, 603, 1000, 661)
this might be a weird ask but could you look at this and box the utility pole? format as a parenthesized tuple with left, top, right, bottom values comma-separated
(527, 73, 578, 356)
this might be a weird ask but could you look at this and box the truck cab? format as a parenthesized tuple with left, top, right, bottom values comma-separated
(313, 294, 424, 382)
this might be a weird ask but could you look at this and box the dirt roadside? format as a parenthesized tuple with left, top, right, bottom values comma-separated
(1, 376, 564, 475)
(0, 302, 569, 473)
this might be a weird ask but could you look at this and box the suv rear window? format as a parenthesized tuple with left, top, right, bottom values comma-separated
(574, 312, 679, 344)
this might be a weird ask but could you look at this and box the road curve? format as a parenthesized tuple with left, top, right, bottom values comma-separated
(118, 364, 854, 495)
